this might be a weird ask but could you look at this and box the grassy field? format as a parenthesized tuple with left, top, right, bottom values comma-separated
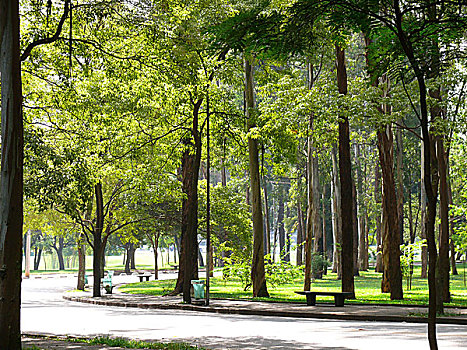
(119, 265, 467, 307)
(25, 250, 175, 274)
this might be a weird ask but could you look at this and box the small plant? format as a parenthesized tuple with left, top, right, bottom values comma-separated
(311, 253, 330, 279)
(400, 240, 426, 290)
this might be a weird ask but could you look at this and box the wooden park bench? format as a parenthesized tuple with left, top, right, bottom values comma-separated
(137, 274, 152, 282)
(295, 291, 353, 307)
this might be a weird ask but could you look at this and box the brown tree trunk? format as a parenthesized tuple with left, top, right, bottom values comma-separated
(278, 187, 285, 260)
(245, 57, 268, 297)
(437, 137, 450, 307)
(152, 235, 159, 280)
(55, 237, 66, 271)
(77, 237, 86, 290)
(322, 189, 327, 268)
(0, 1, 23, 346)
(374, 164, 383, 273)
(170, 100, 203, 302)
(352, 178, 359, 276)
(331, 144, 341, 276)
(312, 152, 322, 255)
(420, 143, 428, 278)
(377, 124, 403, 300)
(34, 247, 42, 270)
(448, 182, 458, 275)
(336, 44, 355, 297)
(356, 144, 367, 271)
(296, 201, 304, 266)
(130, 244, 136, 270)
(396, 123, 404, 245)
(93, 183, 104, 297)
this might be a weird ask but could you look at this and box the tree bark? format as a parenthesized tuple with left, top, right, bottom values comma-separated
(448, 181, 458, 275)
(437, 137, 450, 307)
(170, 99, 202, 302)
(93, 183, 104, 297)
(377, 125, 403, 300)
(34, 247, 42, 270)
(152, 234, 159, 280)
(356, 144, 367, 271)
(54, 237, 65, 271)
(77, 236, 86, 291)
(420, 141, 428, 278)
(0, 1, 23, 346)
(374, 164, 383, 273)
(395, 123, 404, 245)
(331, 144, 341, 277)
(296, 201, 304, 266)
(312, 152, 322, 255)
(352, 178, 359, 276)
(245, 57, 268, 297)
(304, 61, 315, 289)
(336, 44, 355, 297)
(278, 187, 285, 261)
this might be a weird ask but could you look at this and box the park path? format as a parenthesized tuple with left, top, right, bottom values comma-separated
(22, 273, 467, 350)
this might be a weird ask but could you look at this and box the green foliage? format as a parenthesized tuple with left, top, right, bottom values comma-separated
(69, 335, 205, 350)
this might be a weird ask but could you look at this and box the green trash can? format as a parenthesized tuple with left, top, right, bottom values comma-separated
(191, 280, 205, 299)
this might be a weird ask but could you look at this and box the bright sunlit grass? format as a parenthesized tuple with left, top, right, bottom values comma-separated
(119, 265, 467, 307)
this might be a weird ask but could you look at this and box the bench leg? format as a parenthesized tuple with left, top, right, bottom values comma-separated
(139, 277, 143, 282)
(306, 294, 316, 306)
(145, 276, 149, 281)
(334, 295, 345, 307)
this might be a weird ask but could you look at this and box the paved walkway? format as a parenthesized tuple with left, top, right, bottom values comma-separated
(64, 287, 467, 325)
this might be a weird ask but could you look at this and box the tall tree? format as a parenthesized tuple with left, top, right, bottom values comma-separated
(336, 44, 355, 297)
(0, 1, 23, 347)
(245, 57, 269, 297)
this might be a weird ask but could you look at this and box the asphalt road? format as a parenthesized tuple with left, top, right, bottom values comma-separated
(21, 274, 467, 350)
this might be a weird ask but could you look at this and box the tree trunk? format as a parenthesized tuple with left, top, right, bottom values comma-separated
(130, 244, 136, 270)
(34, 247, 42, 270)
(0, 1, 23, 347)
(278, 187, 285, 260)
(393, 10, 438, 343)
(124, 243, 132, 274)
(331, 144, 341, 277)
(296, 201, 304, 266)
(352, 178, 359, 276)
(428, 88, 450, 313)
(56, 237, 65, 271)
(153, 234, 159, 280)
(374, 164, 383, 273)
(420, 143, 428, 278)
(356, 144, 368, 271)
(171, 101, 202, 302)
(262, 147, 271, 257)
(304, 61, 315, 289)
(378, 125, 403, 299)
(312, 152, 322, 255)
(77, 235, 86, 290)
(448, 181, 458, 275)
(336, 44, 355, 297)
(395, 122, 404, 245)
(245, 57, 268, 297)
(93, 183, 104, 297)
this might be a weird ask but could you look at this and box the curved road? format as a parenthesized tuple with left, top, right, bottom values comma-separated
(21, 274, 467, 350)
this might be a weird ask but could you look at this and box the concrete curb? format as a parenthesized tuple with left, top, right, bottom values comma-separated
(63, 295, 467, 325)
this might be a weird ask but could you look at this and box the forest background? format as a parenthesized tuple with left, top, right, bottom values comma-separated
(0, 0, 467, 349)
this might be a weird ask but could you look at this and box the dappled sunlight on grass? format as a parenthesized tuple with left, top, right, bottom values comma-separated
(119, 265, 467, 307)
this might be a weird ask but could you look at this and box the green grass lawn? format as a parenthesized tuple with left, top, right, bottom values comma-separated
(119, 265, 467, 307)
